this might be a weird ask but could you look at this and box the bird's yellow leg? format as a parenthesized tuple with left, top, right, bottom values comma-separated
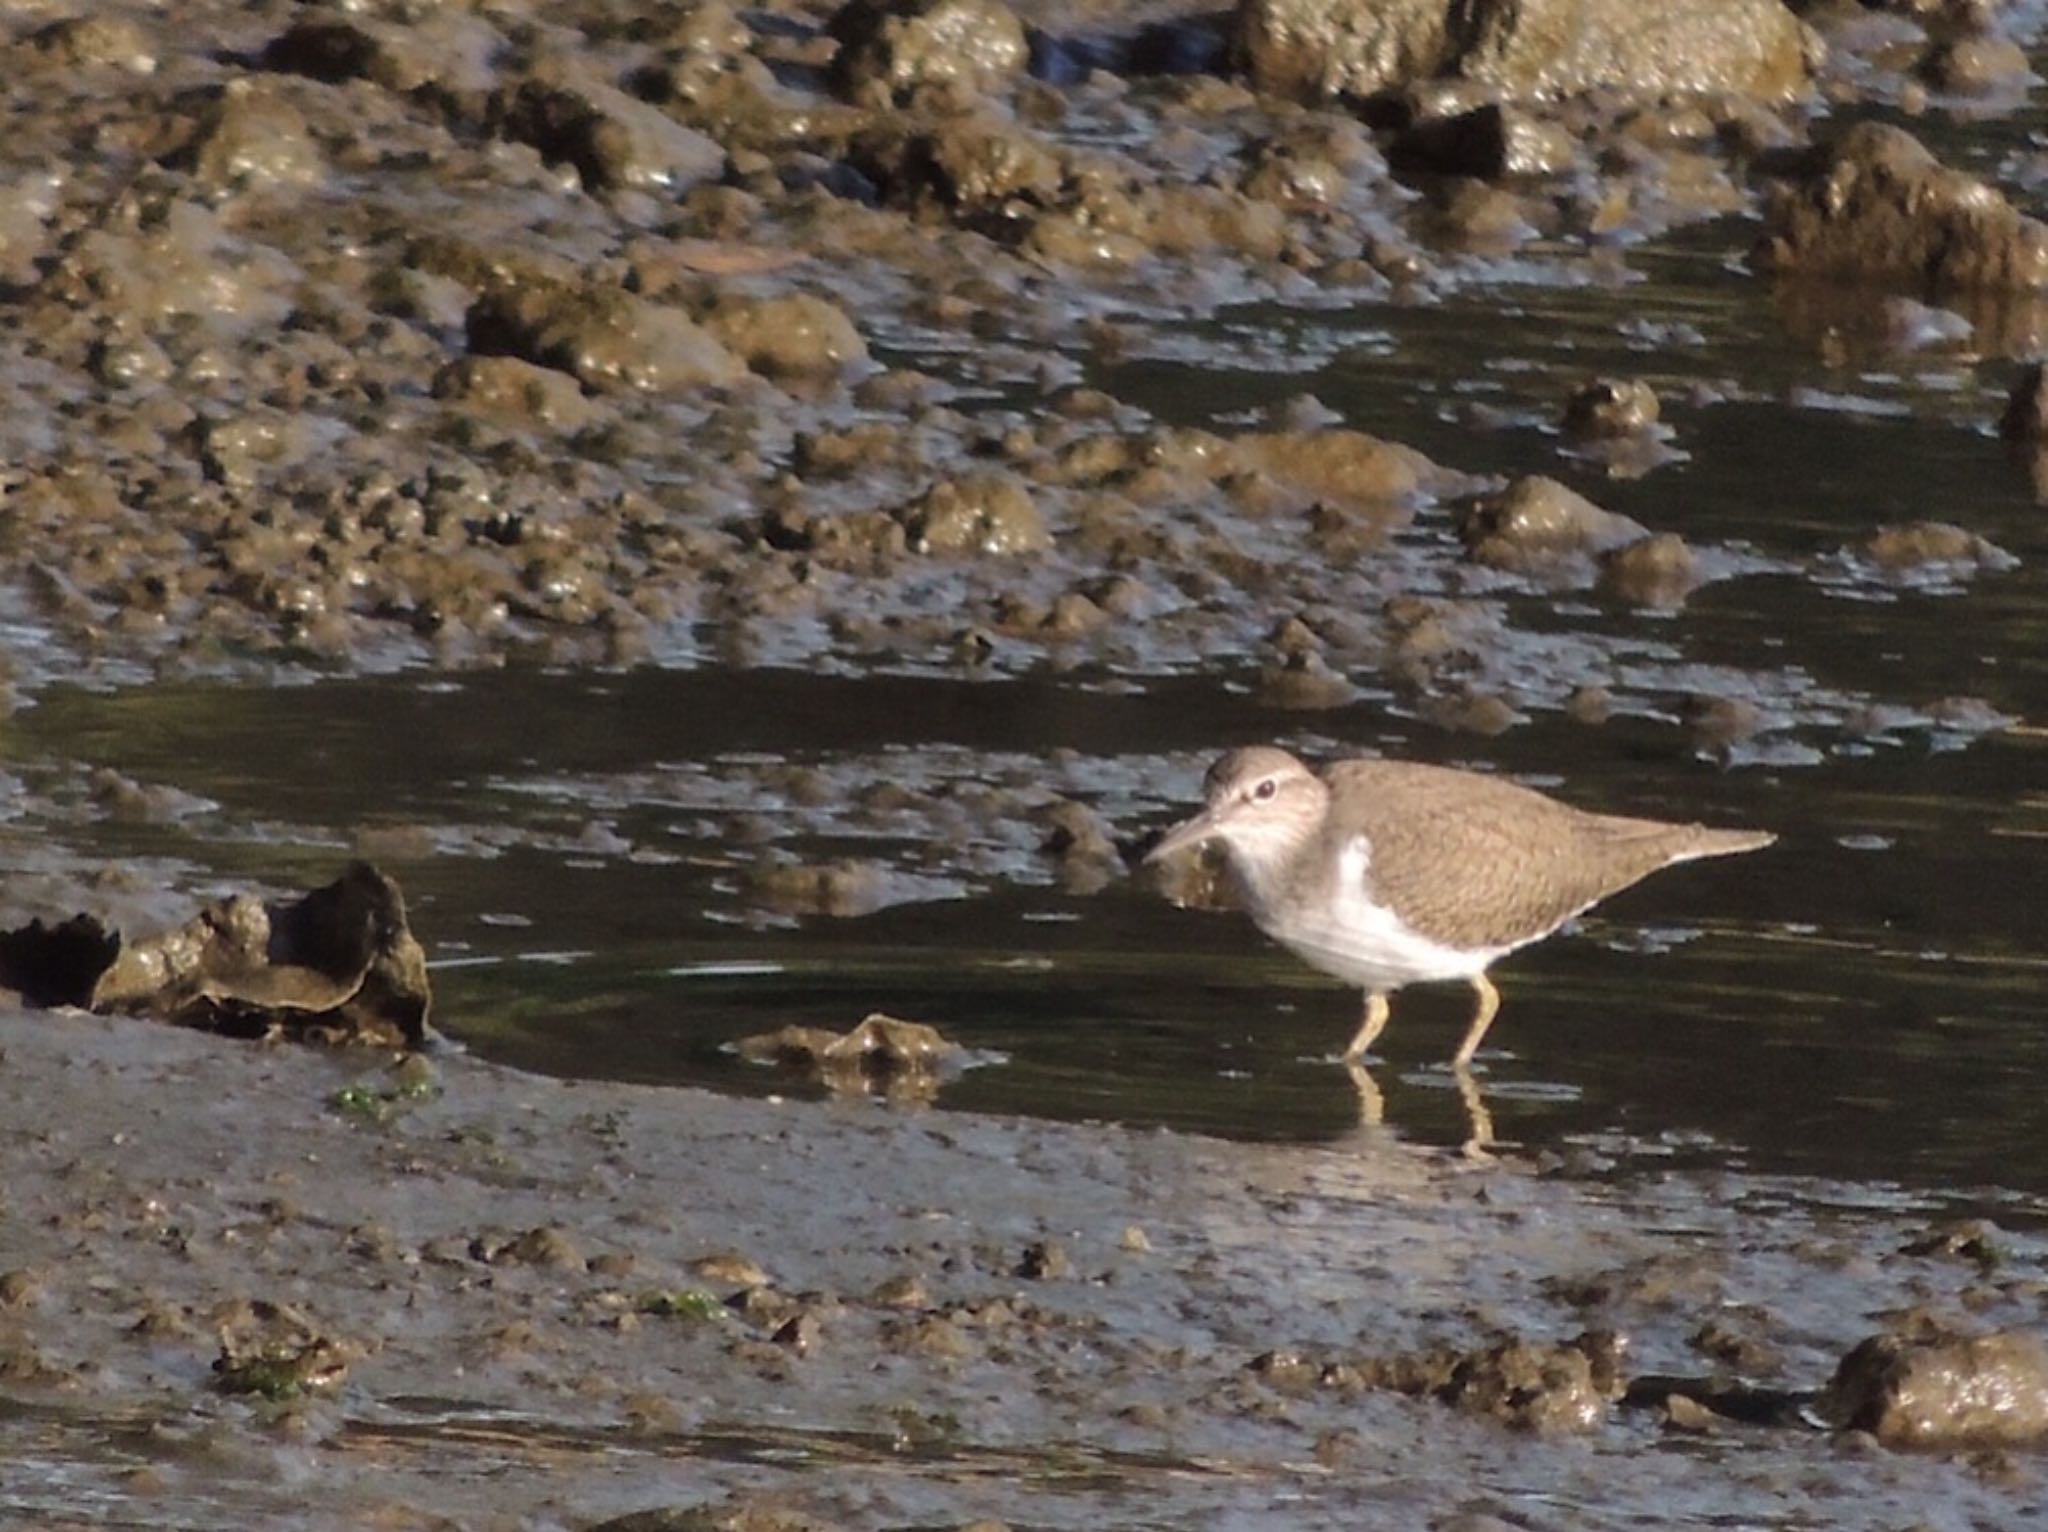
(1344, 991, 1391, 1062)
(1451, 973, 1501, 1068)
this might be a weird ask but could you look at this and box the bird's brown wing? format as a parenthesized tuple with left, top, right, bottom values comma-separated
(1319, 761, 1763, 951)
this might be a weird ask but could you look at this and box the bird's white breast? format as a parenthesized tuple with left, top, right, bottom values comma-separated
(1252, 835, 1505, 993)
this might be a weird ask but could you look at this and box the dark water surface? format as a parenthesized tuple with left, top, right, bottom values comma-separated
(11, 649, 2045, 1212)
(8, 225, 2047, 1219)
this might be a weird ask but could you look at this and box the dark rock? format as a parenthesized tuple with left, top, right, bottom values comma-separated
(490, 67, 726, 193)
(1388, 101, 1576, 179)
(1999, 361, 2048, 441)
(1015, 1240, 1070, 1280)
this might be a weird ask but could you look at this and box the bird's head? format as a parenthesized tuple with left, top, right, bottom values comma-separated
(1144, 747, 1327, 889)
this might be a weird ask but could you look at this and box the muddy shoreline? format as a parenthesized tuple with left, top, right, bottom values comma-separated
(1, 1008, 2042, 1529)
(5, 0, 2048, 1523)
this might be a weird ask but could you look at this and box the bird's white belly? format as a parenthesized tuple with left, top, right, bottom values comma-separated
(1248, 836, 1506, 992)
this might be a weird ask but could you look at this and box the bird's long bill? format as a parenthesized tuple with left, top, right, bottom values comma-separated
(1143, 806, 1223, 865)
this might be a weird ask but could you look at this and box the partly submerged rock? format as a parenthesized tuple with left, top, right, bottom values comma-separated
(1857, 521, 2016, 579)
(1823, 1329, 2048, 1448)
(1562, 378, 1661, 441)
(1599, 531, 1700, 608)
(0, 863, 431, 1047)
(1458, 475, 1648, 573)
(1759, 123, 2048, 292)
(736, 1013, 962, 1099)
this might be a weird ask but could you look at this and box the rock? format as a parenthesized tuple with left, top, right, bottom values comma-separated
(1919, 35, 2031, 97)
(433, 356, 598, 432)
(178, 81, 323, 189)
(1420, 690, 1523, 735)
(1420, 179, 1537, 253)
(701, 295, 869, 378)
(735, 1013, 961, 1094)
(1458, 475, 1648, 572)
(30, 14, 158, 73)
(869, 1273, 929, 1308)
(772, 1312, 821, 1354)
(829, 0, 1029, 104)
(1035, 798, 1122, 893)
(1758, 123, 2048, 291)
(1599, 531, 1699, 608)
(492, 65, 726, 193)
(1235, 429, 1455, 505)
(693, 1250, 771, 1288)
(1661, 1392, 1722, 1433)
(742, 859, 892, 916)
(1683, 695, 1767, 761)
(1388, 102, 1578, 179)
(1556, 687, 1610, 728)
(1235, 0, 1453, 101)
(1453, 0, 1819, 101)
(1255, 651, 1357, 710)
(1859, 521, 2014, 577)
(1015, 1240, 1069, 1279)
(1236, 0, 1818, 104)
(498, 1226, 588, 1271)
(857, 115, 1064, 217)
(902, 473, 1050, 555)
(466, 277, 745, 394)
(1335, 1332, 1622, 1432)
(262, 11, 498, 96)
(1563, 378, 1660, 440)
(0, 864, 432, 1047)
(1824, 1330, 2048, 1448)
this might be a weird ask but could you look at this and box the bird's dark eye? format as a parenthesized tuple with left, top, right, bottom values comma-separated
(1253, 778, 1277, 802)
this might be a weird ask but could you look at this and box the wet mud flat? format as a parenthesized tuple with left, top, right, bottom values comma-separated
(2, 1008, 2044, 1530)
(4, 0, 2048, 1523)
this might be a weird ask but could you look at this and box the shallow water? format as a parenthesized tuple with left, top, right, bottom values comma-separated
(9, 640, 2044, 1213)
(7, 140, 2048, 1222)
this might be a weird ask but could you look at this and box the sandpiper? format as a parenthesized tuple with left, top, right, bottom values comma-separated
(1145, 746, 1774, 1068)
